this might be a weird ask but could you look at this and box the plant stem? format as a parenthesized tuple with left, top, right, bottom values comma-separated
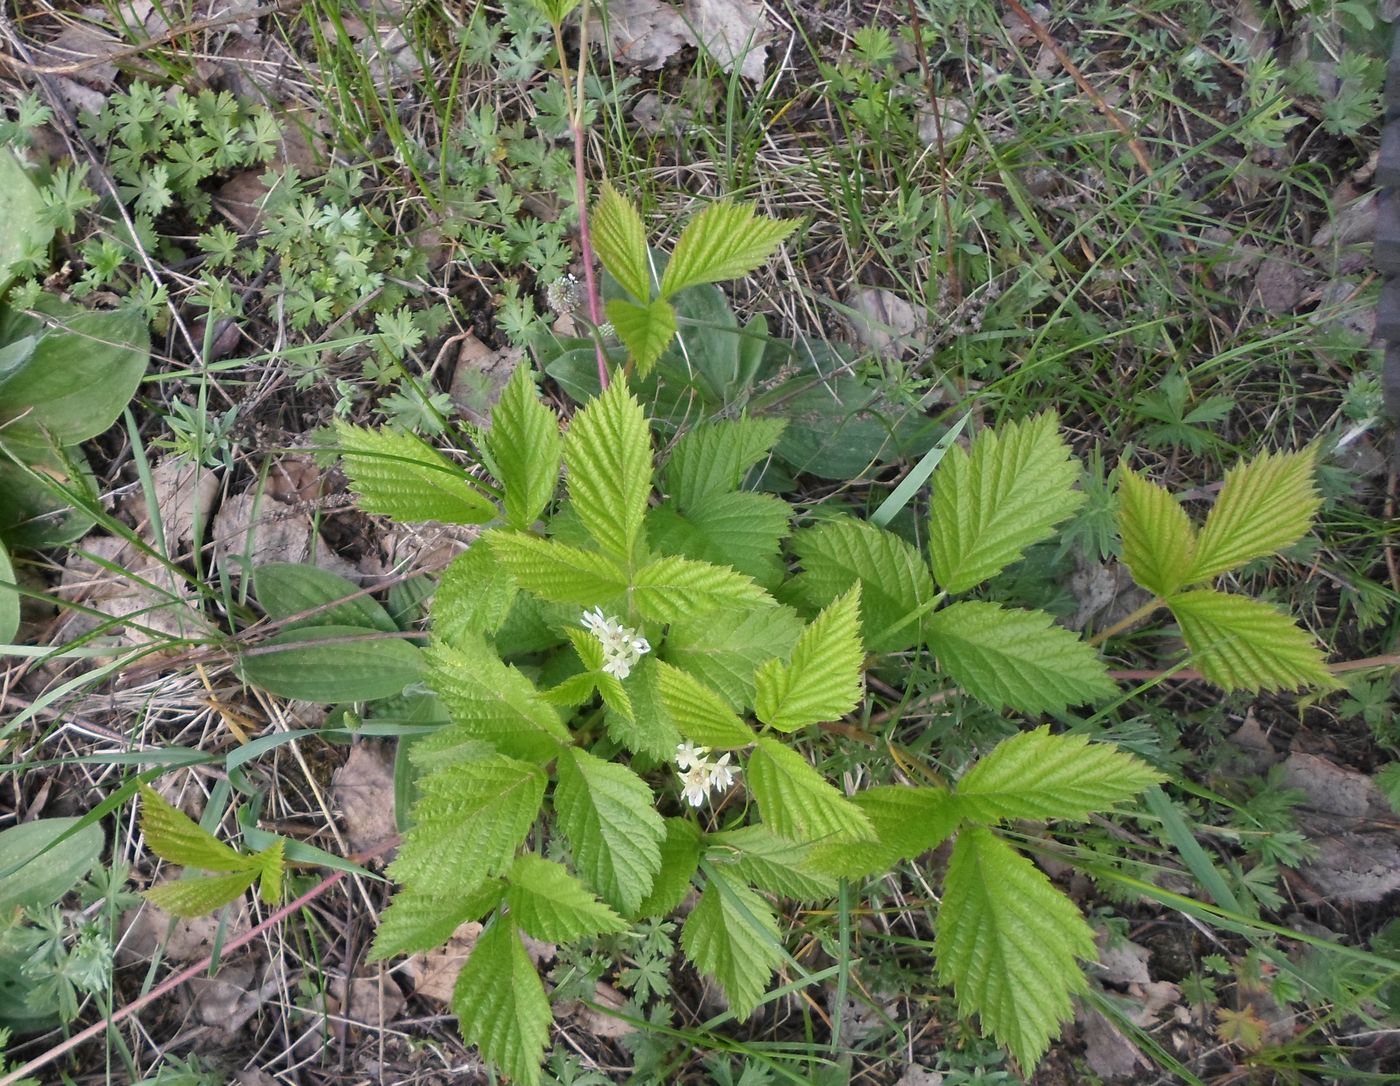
(0, 837, 398, 1086)
(1088, 599, 1164, 647)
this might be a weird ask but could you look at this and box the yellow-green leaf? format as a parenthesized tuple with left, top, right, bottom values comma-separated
(754, 585, 864, 733)
(563, 380, 653, 563)
(591, 182, 652, 301)
(606, 296, 676, 378)
(336, 421, 496, 524)
(660, 202, 797, 299)
(1117, 465, 1196, 598)
(1188, 447, 1320, 581)
(1169, 589, 1332, 692)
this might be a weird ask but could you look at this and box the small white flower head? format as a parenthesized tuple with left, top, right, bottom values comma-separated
(680, 764, 712, 807)
(580, 607, 650, 681)
(708, 752, 736, 791)
(674, 746, 739, 807)
(675, 741, 709, 772)
(545, 274, 581, 316)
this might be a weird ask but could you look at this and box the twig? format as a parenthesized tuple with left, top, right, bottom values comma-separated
(904, 0, 961, 304)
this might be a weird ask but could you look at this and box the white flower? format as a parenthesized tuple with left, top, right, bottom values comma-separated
(580, 607, 650, 680)
(708, 753, 736, 791)
(680, 765, 712, 807)
(674, 746, 739, 807)
(675, 741, 709, 772)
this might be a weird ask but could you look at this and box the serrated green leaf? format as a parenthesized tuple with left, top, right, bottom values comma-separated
(554, 748, 665, 914)
(389, 751, 546, 898)
(934, 826, 1095, 1070)
(925, 602, 1115, 715)
(648, 490, 791, 587)
(254, 562, 397, 632)
(662, 604, 804, 711)
(484, 364, 562, 531)
(591, 182, 651, 302)
(238, 625, 424, 702)
(336, 421, 496, 524)
(505, 854, 626, 942)
(143, 870, 259, 918)
(748, 737, 874, 843)
(1188, 447, 1320, 581)
(705, 825, 837, 900)
(253, 839, 284, 904)
(807, 785, 961, 878)
(654, 661, 755, 749)
(755, 586, 864, 733)
(606, 658, 683, 760)
(0, 149, 54, 289)
(139, 785, 252, 873)
(636, 817, 701, 918)
(607, 296, 676, 378)
(427, 637, 570, 762)
(953, 726, 1164, 824)
(928, 413, 1083, 593)
(662, 417, 788, 508)
(1116, 465, 1197, 598)
(1169, 589, 1332, 692)
(488, 531, 629, 605)
(454, 915, 550, 1086)
(563, 380, 653, 563)
(632, 555, 769, 622)
(432, 543, 518, 646)
(1375, 763, 1400, 815)
(369, 881, 505, 959)
(660, 202, 798, 299)
(789, 517, 935, 652)
(681, 866, 785, 1018)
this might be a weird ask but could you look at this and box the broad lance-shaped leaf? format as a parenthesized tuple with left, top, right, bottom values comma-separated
(808, 785, 961, 879)
(1188, 447, 1320, 582)
(662, 417, 788, 508)
(427, 636, 570, 763)
(591, 182, 651, 302)
(660, 201, 798, 299)
(370, 881, 504, 959)
(705, 825, 837, 900)
(336, 421, 496, 524)
(928, 413, 1083, 593)
(747, 737, 874, 843)
(505, 855, 626, 942)
(554, 748, 665, 914)
(607, 659, 682, 760)
(631, 554, 768, 622)
(663, 604, 804, 711)
(488, 531, 629, 604)
(1168, 589, 1332, 692)
(563, 379, 653, 563)
(144, 869, 258, 918)
(789, 516, 935, 652)
(432, 544, 518, 645)
(388, 751, 546, 898)
(953, 726, 1164, 824)
(140, 785, 249, 872)
(484, 364, 561, 531)
(925, 602, 1115, 715)
(607, 296, 676, 378)
(254, 562, 398, 632)
(755, 585, 864, 733)
(654, 660, 755, 748)
(1116, 465, 1196, 598)
(681, 866, 785, 1018)
(636, 817, 701, 919)
(239, 625, 424, 703)
(935, 826, 1096, 1070)
(454, 915, 551, 1086)
(648, 489, 791, 587)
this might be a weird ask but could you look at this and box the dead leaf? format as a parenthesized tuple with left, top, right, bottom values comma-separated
(448, 335, 523, 425)
(119, 898, 252, 964)
(124, 457, 221, 553)
(329, 973, 406, 1030)
(189, 961, 268, 1039)
(1253, 256, 1303, 313)
(410, 921, 482, 1004)
(895, 1068, 944, 1086)
(1282, 752, 1391, 819)
(572, 980, 636, 1039)
(59, 535, 209, 646)
(1080, 1006, 1150, 1080)
(1094, 932, 1151, 987)
(589, 0, 695, 71)
(333, 743, 399, 854)
(684, 0, 773, 81)
(1227, 710, 1287, 774)
(847, 287, 924, 358)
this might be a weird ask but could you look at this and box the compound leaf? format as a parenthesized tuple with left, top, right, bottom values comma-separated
(663, 604, 804, 711)
(485, 364, 561, 531)
(648, 489, 791, 587)
(336, 422, 496, 524)
(636, 817, 701, 918)
(754, 585, 864, 733)
(369, 880, 505, 959)
(143, 869, 258, 918)
(1169, 589, 1332, 692)
(661, 202, 797, 299)
(681, 866, 785, 1018)
(1116, 465, 1196, 598)
(505, 854, 626, 942)
(139, 786, 249, 872)
(1188, 447, 1320, 581)
(747, 737, 874, 844)
(655, 660, 755, 749)
(454, 915, 551, 1086)
(808, 785, 961, 879)
(705, 824, 837, 900)
(662, 417, 788, 508)
(432, 544, 518, 645)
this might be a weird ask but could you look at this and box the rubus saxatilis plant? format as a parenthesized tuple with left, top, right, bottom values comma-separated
(140, 190, 1335, 1085)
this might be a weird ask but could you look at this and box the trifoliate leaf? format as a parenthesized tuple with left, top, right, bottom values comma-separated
(1169, 589, 1332, 692)
(336, 421, 496, 524)
(660, 202, 798, 299)
(388, 751, 546, 898)
(648, 489, 792, 587)
(488, 531, 629, 605)
(789, 516, 935, 652)
(636, 817, 701, 918)
(953, 726, 1164, 824)
(591, 182, 652, 302)
(755, 586, 864, 733)
(925, 601, 1115, 714)
(454, 915, 551, 1086)
(432, 543, 518, 646)
(369, 881, 505, 959)
(484, 364, 562, 531)
(705, 825, 837, 900)
(607, 296, 676, 378)
(563, 380, 653, 563)
(681, 866, 785, 1018)
(662, 417, 788, 508)
(928, 413, 1083, 593)
(505, 855, 626, 942)
(427, 637, 570, 763)
(1116, 465, 1196, 598)
(1188, 447, 1320, 582)
(139, 786, 250, 872)
(632, 555, 769, 622)
(143, 869, 258, 918)
(654, 660, 755, 749)
(748, 737, 874, 844)
(663, 604, 804, 711)
(807, 785, 961, 878)
(934, 826, 1095, 1071)
(554, 748, 665, 914)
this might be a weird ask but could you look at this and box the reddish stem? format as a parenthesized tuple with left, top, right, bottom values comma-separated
(573, 121, 608, 390)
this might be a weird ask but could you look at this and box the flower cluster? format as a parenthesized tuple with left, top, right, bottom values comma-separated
(675, 741, 738, 807)
(580, 607, 650, 680)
